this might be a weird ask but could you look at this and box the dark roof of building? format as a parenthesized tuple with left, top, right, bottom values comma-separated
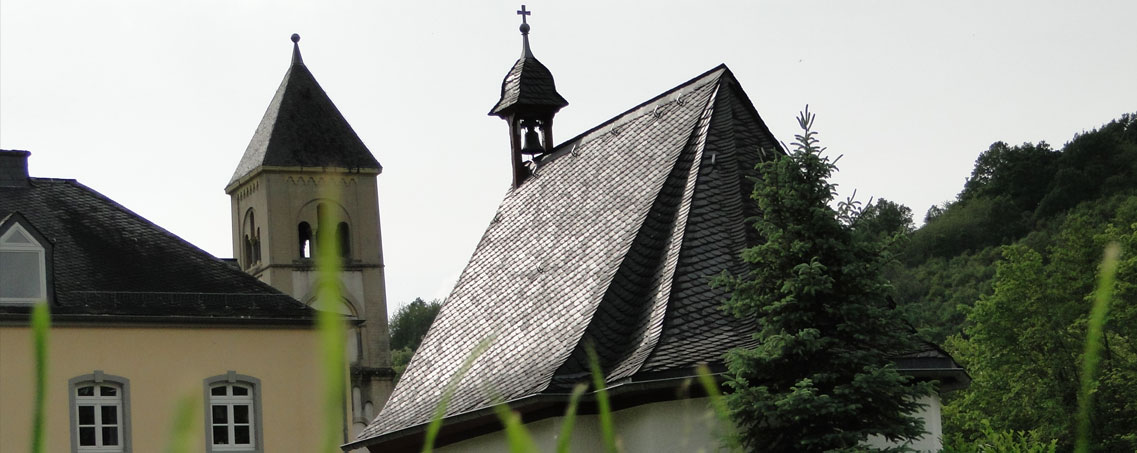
(0, 176, 313, 323)
(488, 27, 569, 117)
(228, 36, 380, 187)
(356, 65, 787, 446)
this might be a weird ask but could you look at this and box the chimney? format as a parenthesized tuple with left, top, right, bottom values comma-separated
(0, 150, 32, 188)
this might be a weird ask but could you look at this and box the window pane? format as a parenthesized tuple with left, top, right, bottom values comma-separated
(100, 405, 117, 424)
(212, 426, 229, 444)
(102, 427, 119, 446)
(232, 385, 249, 396)
(211, 385, 227, 396)
(78, 405, 95, 424)
(100, 385, 117, 396)
(3, 228, 34, 244)
(77, 385, 94, 397)
(233, 405, 249, 423)
(79, 427, 96, 446)
(235, 425, 251, 444)
(212, 405, 228, 424)
(0, 251, 42, 298)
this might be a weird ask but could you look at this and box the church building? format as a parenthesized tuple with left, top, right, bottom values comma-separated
(349, 8, 967, 453)
(224, 34, 396, 438)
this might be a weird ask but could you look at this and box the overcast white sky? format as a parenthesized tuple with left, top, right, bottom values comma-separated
(2, 1, 1135, 317)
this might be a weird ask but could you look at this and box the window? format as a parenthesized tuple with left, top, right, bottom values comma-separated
(69, 371, 131, 453)
(0, 215, 50, 305)
(204, 372, 262, 452)
(336, 222, 350, 258)
(242, 209, 260, 268)
(298, 222, 313, 259)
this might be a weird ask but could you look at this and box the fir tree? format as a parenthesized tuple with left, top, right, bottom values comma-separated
(718, 107, 932, 451)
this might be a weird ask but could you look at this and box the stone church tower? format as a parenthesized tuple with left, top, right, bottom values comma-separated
(224, 34, 393, 438)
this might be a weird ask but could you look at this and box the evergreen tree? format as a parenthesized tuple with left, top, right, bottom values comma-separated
(718, 108, 932, 451)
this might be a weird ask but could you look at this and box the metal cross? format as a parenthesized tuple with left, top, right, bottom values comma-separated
(517, 5, 530, 24)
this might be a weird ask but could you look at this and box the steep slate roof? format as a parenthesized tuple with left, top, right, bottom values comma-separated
(0, 175, 312, 323)
(355, 65, 783, 446)
(228, 37, 380, 187)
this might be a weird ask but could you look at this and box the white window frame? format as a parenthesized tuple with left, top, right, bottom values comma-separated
(69, 371, 131, 453)
(0, 222, 47, 304)
(204, 372, 263, 453)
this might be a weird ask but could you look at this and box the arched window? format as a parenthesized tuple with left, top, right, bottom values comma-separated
(298, 222, 313, 259)
(242, 209, 259, 268)
(69, 371, 131, 452)
(336, 222, 350, 258)
(204, 372, 262, 452)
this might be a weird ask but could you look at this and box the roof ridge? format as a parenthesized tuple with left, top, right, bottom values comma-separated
(597, 83, 725, 382)
(551, 65, 729, 154)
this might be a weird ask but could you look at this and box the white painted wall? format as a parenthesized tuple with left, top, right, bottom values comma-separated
(436, 398, 724, 453)
(866, 393, 943, 452)
(437, 394, 944, 453)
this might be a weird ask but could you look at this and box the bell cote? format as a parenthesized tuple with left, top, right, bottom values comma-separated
(488, 5, 569, 187)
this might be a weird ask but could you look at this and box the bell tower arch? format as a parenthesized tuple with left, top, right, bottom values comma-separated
(224, 34, 394, 439)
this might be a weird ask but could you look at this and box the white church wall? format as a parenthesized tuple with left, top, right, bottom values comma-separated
(865, 393, 943, 452)
(436, 393, 944, 453)
(436, 398, 722, 453)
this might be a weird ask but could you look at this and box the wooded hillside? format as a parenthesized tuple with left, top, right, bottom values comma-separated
(882, 113, 1137, 451)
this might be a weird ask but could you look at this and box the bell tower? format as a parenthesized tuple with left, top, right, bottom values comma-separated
(224, 34, 394, 439)
(489, 5, 569, 187)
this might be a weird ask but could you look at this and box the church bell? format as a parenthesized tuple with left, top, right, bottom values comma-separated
(520, 120, 545, 155)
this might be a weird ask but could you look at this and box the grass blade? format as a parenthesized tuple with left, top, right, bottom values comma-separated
(164, 393, 199, 453)
(695, 364, 741, 452)
(491, 403, 539, 453)
(586, 346, 618, 453)
(30, 301, 49, 453)
(421, 338, 492, 453)
(1075, 242, 1120, 453)
(555, 383, 588, 453)
(316, 195, 347, 453)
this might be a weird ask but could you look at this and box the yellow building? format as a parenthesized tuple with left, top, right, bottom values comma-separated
(0, 149, 339, 452)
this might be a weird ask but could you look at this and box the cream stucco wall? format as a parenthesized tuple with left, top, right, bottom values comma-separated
(0, 324, 339, 452)
(436, 394, 945, 453)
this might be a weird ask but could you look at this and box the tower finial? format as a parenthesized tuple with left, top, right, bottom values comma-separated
(517, 5, 531, 33)
(516, 5, 533, 58)
(290, 33, 304, 66)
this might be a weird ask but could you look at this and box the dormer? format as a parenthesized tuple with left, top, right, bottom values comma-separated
(0, 212, 53, 305)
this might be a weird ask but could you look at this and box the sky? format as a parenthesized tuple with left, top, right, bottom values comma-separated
(2, 1, 1135, 318)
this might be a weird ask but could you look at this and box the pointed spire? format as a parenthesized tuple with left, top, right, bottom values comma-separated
(228, 34, 379, 187)
(291, 33, 304, 66)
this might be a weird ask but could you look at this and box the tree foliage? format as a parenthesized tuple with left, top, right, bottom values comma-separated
(718, 108, 932, 451)
(944, 197, 1137, 451)
(880, 113, 1137, 451)
(389, 297, 443, 378)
